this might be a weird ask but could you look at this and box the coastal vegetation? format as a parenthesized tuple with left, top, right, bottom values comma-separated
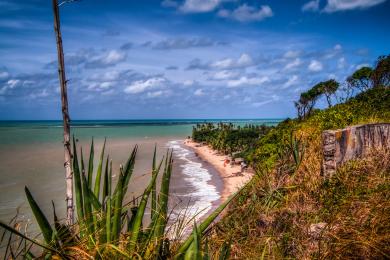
(0, 139, 237, 259)
(192, 123, 271, 157)
(198, 56, 390, 258)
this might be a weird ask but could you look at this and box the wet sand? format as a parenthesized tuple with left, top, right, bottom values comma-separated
(184, 139, 253, 202)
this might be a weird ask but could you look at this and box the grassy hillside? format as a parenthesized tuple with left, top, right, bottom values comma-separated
(207, 87, 390, 259)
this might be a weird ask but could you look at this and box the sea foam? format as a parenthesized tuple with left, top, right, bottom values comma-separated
(167, 140, 220, 221)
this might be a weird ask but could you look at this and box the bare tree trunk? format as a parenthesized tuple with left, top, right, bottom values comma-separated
(52, 0, 74, 225)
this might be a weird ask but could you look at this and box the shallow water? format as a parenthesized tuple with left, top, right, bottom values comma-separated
(0, 119, 280, 238)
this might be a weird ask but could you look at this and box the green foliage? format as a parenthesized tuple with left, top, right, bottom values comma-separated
(347, 66, 374, 91)
(192, 123, 271, 156)
(251, 87, 390, 171)
(207, 87, 390, 259)
(1, 139, 245, 259)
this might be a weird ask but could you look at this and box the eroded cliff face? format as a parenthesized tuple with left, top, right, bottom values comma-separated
(322, 123, 390, 177)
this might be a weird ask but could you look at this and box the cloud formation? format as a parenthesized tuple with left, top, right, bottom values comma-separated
(152, 37, 226, 50)
(324, 0, 387, 12)
(218, 4, 273, 22)
(187, 53, 256, 70)
(179, 0, 222, 13)
(302, 0, 320, 12)
(302, 0, 387, 13)
(124, 76, 167, 94)
(308, 60, 323, 72)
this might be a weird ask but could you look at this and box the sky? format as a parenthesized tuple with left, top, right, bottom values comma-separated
(0, 0, 389, 120)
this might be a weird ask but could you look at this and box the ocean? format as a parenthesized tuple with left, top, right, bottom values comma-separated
(0, 119, 281, 237)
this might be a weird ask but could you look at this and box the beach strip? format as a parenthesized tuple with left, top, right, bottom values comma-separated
(184, 139, 253, 202)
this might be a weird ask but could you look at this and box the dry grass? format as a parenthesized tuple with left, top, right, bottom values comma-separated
(209, 130, 389, 259)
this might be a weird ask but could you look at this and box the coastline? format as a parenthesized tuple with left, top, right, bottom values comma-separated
(184, 139, 253, 202)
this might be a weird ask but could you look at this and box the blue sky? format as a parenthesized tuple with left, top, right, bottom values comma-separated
(0, 0, 389, 119)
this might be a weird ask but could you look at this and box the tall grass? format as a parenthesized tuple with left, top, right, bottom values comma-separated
(0, 138, 240, 259)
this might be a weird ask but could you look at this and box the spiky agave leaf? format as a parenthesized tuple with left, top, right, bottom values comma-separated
(152, 151, 173, 240)
(0, 221, 59, 254)
(24, 187, 54, 245)
(72, 136, 84, 223)
(102, 155, 110, 204)
(111, 146, 137, 241)
(52, 201, 75, 246)
(105, 160, 112, 243)
(94, 138, 106, 200)
(175, 181, 250, 258)
(184, 222, 201, 260)
(87, 138, 94, 189)
(151, 144, 157, 221)
(128, 157, 164, 252)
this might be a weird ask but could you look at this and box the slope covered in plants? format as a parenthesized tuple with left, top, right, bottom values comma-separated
(208, 87, 390, 259)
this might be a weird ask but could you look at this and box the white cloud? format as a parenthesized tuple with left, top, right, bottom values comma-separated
(88, 81, 115, 92)
(252, 95, 279, 107)
(302, 0, 320, 12)
(180, 0, 221, 13)
(236, 53, 254, 67)
(284, 50, 301, 59)
(284, 58, 302, 70)
(86, 50, 127, 69)
(211, 58, 235, 69)
(183, 80, 195, 86)
(227, 76, 270, 88)
(147, 90, 165, 98)
(6, 79, 20, 88)
(252, 100, 273, 107)
(337, 57, 346, 69)
(124, 77, 166, 94)
(334, 44, 342, 51)
(356, 63, 370, 69)
(0, 79, 21, 95)
(323, 0, 387, 13)
(283, 75, 299, 89)
(194, 88, 205, 96)
(0, 71, 10, 80)
(29, 89, 49, 99)
(210, 53, 255, 69)
(209, 70, 240, 80)
(218, 4, 273, 22)
(308, 60, 323, 72)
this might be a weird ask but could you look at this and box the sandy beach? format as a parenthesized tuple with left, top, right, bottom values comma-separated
(184, 139, 253, 202)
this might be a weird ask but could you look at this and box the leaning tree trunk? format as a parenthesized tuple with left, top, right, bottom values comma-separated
(52, 0, 74, 225)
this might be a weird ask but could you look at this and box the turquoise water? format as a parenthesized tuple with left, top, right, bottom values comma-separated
(0, 119, 282, 241)
(0, 119, 281, 145)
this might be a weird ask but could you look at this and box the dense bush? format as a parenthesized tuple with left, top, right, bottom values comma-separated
(192, 123, 271, 157)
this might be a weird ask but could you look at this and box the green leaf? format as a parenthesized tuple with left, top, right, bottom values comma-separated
(175, 181, 250, 258)
(72, 136, 84, 222)
(184, 222, 201, 260)
(102, 155, 110, 204)
(151, 144, 157, 221)
(88, 138, 94, 189)
(24, 187, 54, 245)
(94, 138, 106, 200)
(52, 201, 75, 246)
(0, 221, 59, 254)
(128, 156, 162, 252)
(152, 151, 173, 240)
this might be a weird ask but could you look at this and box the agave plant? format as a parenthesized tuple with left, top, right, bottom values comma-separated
(0, 138, 243, 259)
(287, 132, 306, 170)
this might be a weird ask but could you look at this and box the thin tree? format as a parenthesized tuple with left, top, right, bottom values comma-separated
(52, 0, 73, 225)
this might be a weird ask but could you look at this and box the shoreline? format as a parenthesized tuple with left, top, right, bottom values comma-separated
(184, 139, 253, 202)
